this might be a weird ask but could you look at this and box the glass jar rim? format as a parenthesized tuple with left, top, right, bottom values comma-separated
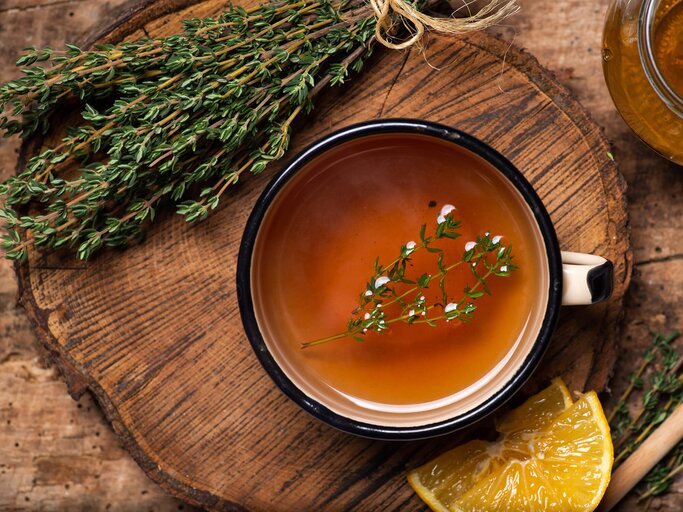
(638, 0, 683, 118)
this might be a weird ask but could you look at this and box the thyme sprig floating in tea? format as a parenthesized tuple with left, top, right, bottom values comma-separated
(608, 331, 682, 504)
(301, 204, 517, 348)
(0, 0, 518, 261)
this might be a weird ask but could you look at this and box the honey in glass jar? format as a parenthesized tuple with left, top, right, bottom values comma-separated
(603, 0, 683, 164)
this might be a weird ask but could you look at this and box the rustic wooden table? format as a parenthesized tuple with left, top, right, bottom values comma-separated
(0, 0, 681, 510)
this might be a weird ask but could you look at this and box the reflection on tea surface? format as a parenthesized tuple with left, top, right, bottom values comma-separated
(253, 134, 548, 408)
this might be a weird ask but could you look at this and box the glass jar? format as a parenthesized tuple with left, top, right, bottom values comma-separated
(603, 0, 683, 165)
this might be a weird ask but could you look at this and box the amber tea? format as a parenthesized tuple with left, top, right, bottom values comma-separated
(251, 133, 549, 419)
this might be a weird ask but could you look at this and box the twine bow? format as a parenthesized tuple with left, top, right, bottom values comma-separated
(368, 0, 519, 49)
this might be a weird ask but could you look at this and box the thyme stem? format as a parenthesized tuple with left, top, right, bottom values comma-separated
(301, 209, 516, 349)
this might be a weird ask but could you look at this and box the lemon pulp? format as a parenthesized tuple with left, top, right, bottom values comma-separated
(408, 379, 613, 512)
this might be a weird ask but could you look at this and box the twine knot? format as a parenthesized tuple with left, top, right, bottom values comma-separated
(368, 0, 519, 50)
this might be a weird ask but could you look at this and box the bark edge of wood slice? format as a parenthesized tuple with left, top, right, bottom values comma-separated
(14, 0, 633, 510)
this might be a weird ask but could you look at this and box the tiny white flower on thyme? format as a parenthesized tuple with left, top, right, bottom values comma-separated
(492, 235, 503, 244)
(374, 276, 390, 288)
(437, 204, 456, 224)
(485, 231, 490, 236)
(444, 303, 458, 313)
(422, 311, 426, 316)
(500, 265, 508, 272)
(405, 241, 417, 254)
(364, 290, 373, 297)
(465, 241, 476, 251)
(364, 312, 371, 320)
(363, 328, 368, 333)
(440, 204, 456, 216)
(408, 309, 415, 317)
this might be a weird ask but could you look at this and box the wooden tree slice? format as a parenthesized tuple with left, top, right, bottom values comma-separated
(16, 0, 632, 509)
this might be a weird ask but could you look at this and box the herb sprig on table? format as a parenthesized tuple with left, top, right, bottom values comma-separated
(301, 205, 517, 348)
(0, 0, 517, 261)
(0, 0, 378, 260)
(608, 331, 682, 504)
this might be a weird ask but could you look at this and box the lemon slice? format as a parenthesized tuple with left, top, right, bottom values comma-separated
(408, 379, 573, 512)
(496, 377, 573, 434)
(408, 380, 613, 512)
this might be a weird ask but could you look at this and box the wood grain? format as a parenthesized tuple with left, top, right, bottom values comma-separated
(3, 0, 682, 510)
(7, 0, 632, 509)
(0, 2, 192, 510)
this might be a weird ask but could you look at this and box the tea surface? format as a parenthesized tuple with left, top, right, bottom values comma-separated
(253, 133, 548, 406)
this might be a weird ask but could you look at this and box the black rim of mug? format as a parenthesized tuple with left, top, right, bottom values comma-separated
(236, 119, 563, 440)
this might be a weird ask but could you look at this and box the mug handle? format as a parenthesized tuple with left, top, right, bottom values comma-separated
(561, 251, 614, 305)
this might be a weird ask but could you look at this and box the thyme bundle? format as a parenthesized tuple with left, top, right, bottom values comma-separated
(609, 331, 682, 503)
(301, 205, 516, 348)
(0, 0, 517, 261)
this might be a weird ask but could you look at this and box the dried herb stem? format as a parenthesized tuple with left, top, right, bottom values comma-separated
(609, 331, 683, 502)
(608, 357, 651, 423)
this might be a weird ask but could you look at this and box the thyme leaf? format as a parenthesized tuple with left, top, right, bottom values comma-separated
(301, 205, 517, 348)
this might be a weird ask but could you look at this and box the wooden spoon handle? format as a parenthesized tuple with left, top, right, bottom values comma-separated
(598, 403, 683, 511)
